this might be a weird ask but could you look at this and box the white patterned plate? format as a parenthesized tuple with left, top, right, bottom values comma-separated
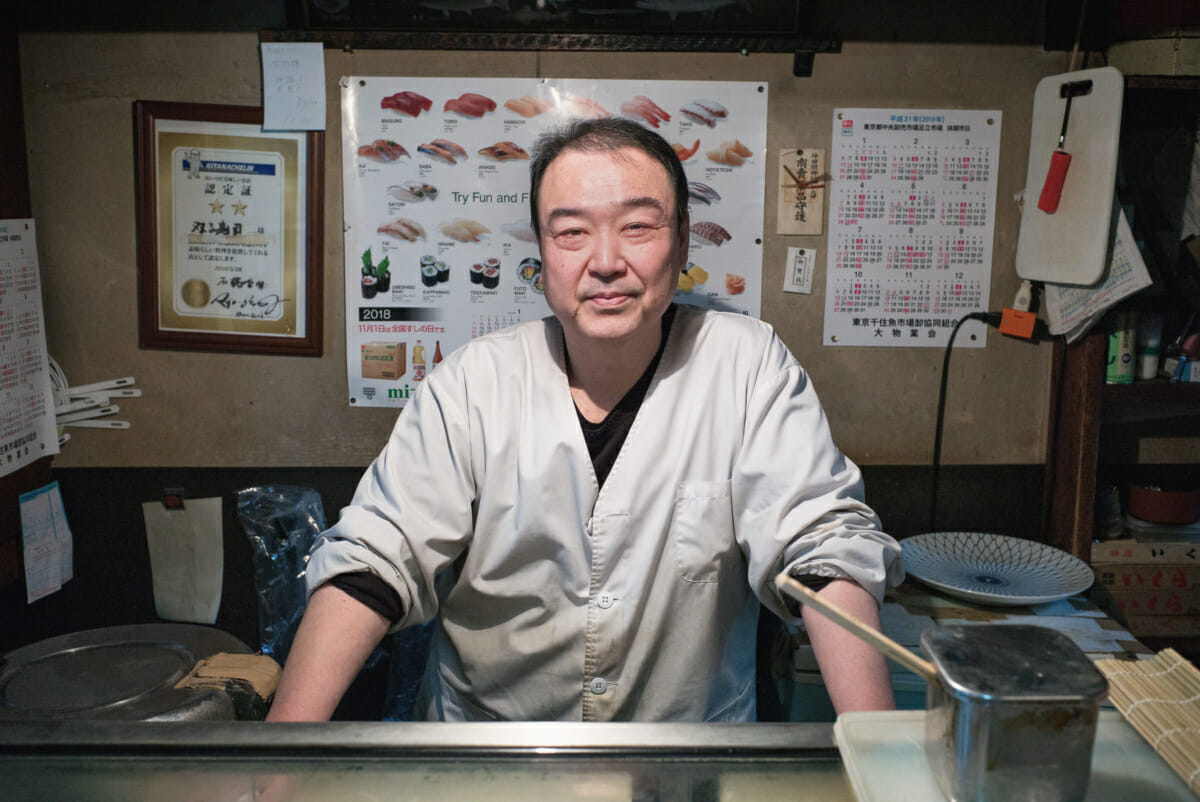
(902, 531, 1094, 606)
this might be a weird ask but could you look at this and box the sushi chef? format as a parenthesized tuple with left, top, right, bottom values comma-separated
(268, 118, 904, 723)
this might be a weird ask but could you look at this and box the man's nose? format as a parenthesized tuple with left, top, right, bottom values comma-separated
(589, 230, 626, 276)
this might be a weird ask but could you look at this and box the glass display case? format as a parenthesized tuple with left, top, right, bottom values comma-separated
(0, 720, 850, 801)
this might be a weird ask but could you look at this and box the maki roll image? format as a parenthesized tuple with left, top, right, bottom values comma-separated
(470, 263, 485, 284)
(532, 270, 545, 293)
(436, 261, 450, 283)
(518, 257, 541, 283)
(421, 264, 438, 286)
(482, 265, 500, 289)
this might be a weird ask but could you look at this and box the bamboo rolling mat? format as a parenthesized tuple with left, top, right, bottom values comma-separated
(1096, 649, 1200, 796)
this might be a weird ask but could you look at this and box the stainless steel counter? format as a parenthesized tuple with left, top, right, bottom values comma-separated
(0, 720, 851, 801)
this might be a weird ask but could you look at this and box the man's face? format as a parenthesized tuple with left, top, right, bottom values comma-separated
(536, 147, 687, 350)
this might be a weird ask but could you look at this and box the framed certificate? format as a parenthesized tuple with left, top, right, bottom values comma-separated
(134, 101, 324, 355)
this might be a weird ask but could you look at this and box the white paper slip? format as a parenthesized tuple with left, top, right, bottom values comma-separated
(141, 497, 224, 624)
(19, 481, 73, 603)
(262, 42, 326, 131)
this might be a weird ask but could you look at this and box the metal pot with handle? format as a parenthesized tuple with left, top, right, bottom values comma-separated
(776, 574, 1108, 802)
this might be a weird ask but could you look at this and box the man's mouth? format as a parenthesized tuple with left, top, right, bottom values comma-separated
(585, 292, 635, 308)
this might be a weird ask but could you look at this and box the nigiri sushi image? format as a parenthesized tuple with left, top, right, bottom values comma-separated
(417, 139, 468, 165)
(381, 91, 432, 117)
(725, 273, 746, 295)
(620, 95, 671, 129)
(680, 102, 719, 127)
(706, 140, 752, 166)
(356, 140, 410, 162)
(504, 95, 554, 118)
(690, 221, 732, 246)
(501, 219, 536, 242)
(444, 92, 497, 118)
(440, 218, 491, 243)
(558, 94, 611, 120)
(670, 139, 701, 162)
(687, 182, 721, 205)
(478, 141, 530, 161)
(387, 180, 438, 203)
(377, 218, 426, 242)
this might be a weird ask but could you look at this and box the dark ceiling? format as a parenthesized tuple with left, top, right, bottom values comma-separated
(10, 0, 1198, 53)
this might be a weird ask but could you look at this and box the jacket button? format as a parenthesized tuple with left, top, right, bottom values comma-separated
(590, 677, 608, 694)
(597, 593, 614, 609)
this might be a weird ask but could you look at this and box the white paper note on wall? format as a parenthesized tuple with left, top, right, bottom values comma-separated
(262, 42, 326, 131)
(19, 481, 73, 604)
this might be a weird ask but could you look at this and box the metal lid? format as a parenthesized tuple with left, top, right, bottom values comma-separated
(921, 624, 1108, 703)
(0, 624, 249, 721)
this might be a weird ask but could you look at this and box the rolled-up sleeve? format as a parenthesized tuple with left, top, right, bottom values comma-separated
(306, 365, 477, 631)
(733, 336, 904, 619)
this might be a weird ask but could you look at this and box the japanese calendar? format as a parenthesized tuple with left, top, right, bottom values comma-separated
(0, 219, 58, 477)
(823, 109, 1002, 348)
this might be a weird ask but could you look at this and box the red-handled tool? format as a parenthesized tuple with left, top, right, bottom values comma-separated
(1037, 81, 1090, 214)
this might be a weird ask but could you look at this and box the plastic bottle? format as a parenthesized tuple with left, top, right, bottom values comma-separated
(1105, 308, 1135, 385)
(412, 339, 425, 381)
(432, 340, 443, 369)
(1136, 311, 1163, 381)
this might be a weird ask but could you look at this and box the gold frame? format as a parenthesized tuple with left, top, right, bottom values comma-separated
(135, 101, 323, 355)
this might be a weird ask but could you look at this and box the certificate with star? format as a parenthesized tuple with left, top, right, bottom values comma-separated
(135, 101, 324, 355)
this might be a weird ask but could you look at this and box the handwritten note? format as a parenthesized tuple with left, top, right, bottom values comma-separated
(20, 481, 72, 603)
(262, 42, 326, 131)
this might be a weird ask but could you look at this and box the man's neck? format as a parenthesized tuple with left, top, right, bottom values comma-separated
(565, 326, 662, 423)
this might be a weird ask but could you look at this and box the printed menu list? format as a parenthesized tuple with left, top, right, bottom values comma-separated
(341, 77, 769, 407)
(823, 109, 1002, 348)
(0, 219, 59, 477)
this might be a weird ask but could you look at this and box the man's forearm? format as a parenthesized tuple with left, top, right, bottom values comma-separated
(266, 582, 391, 722)
(802, 579, 897, 714)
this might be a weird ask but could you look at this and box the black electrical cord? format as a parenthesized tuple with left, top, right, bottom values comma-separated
(929, 312, 993, 532)
(929, 310, 1057, 532)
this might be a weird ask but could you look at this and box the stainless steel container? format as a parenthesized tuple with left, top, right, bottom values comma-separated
(922, 624, 1108, 802)
(0, 624, 251, 722)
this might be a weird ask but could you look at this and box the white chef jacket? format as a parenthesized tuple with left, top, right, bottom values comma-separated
(307, 304, 903, 721)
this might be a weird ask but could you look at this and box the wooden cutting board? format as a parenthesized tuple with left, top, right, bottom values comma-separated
(1016, 66, 1124, 286)
(141, 497, 223, 624)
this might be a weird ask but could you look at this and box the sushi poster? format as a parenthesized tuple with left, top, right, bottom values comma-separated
(823, 108, 1002, 349)
(341, 77, 768, 408)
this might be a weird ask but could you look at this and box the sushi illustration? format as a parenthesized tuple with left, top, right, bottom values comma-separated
(518, 257, 541, 283)
(381, 91, 432, 117)
(377, 218, 426, 242)
(504, 95, 554, 118)
(440, 218, 491, 243)
(620, 96, 671, 129)
(670, 139, 701, 162)
(687, 182, 721, 205)
(387, 180, 438, 203)
(444, 92, 497, 118)
(706, 140, 752, 166)
(558, 94, 611, 120)
(356, 140, 410, 162)
(501, 219, 536, 242)
(725, 273, 745, 295)
(690, 221, 732, 246)
(478, 141, 530, 161)
(680, 99, 728, 127)
(417, 139, 469, 165)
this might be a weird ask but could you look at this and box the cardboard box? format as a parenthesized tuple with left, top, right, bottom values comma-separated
(361, 341, 406, 380)
(1093, 562, 1200, 591)
(1091, 585, 1200, 618)
(1114, 614, 1200, 639)
(1092, 538, 1200, 564)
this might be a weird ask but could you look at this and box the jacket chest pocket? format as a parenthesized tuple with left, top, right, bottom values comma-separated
(671, 481, 737, 583)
